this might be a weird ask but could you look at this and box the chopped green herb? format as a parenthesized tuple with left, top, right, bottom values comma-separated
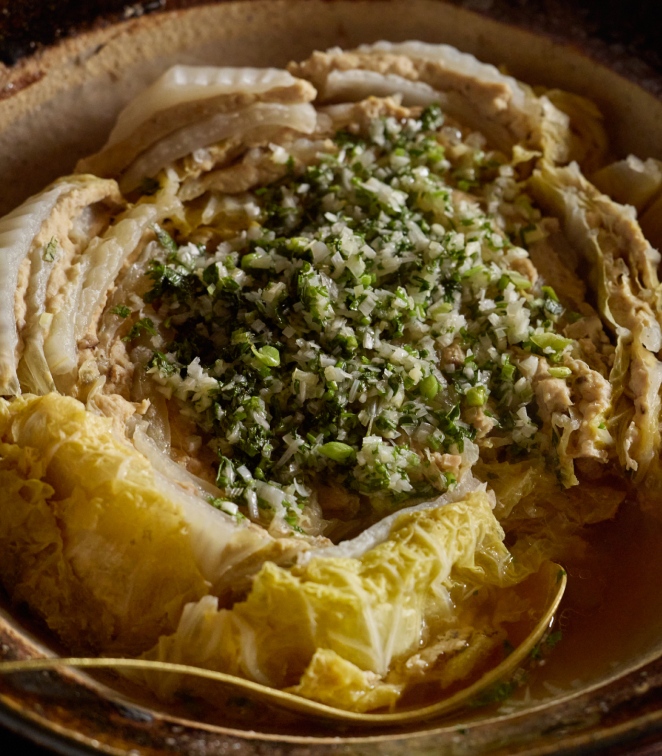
(252, 345, 280, 367)
(110, 304, 131, 318)
(541, 285, 559, 302)
(319, 442, 356, 464)
(139, 176, 160, 195)
(528, 332, 573, 358)
(503, 270, 532, 289)
(122, 317, 157, 342)
(420, 374, 439, 400)
(420, 102, 444, 131)
(470, 679, 519, 708)
(151, 223, 177, 255)
(466, 385, 488, 407)
(545, 630, 563, 649)
(148, 351, 176, 375)
(43, 237, 58, 262)
(284, 513, 305, 533)
(532, 629, 563, 661)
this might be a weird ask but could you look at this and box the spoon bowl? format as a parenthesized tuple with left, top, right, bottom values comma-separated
(0, 563, 566, 726)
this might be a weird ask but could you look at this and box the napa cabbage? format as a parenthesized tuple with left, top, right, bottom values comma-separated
(76, 66, 318, 184)
(529, 160, 662, 493)
(0, 176, 120, 397)
(0, 393, 207, 653)
(136, 493, 551, 711)
(119, 102, 318, 193)
(322, 69, 441, 107)
(542, 89, 608, 173)
(592, 154, 662, 212)
(529, 160, 662, 336)
(291, 41, 572, 162)
(594, 155, 662, 252)
(16, 176, 123, 396)
(0, 393, 311, 654)
(106, 66, 304, 147)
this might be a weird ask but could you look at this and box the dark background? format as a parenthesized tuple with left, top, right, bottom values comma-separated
(0, 0, 662, 73)
(2, 0, 662, 754)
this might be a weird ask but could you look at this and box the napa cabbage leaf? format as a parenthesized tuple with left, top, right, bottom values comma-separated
(529, 160, 662, 495)
(0, 393, 309, 654)
(592, 154, 662, 212)
(291, 41, 573, 163)
(76, 66, 318, 187)
(137, 492, 550, 711)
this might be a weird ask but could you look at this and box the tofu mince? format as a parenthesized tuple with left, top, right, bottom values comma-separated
(1, 41, 661, 715)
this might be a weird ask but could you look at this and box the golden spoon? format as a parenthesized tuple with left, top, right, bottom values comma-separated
(0, 566, 566, 726)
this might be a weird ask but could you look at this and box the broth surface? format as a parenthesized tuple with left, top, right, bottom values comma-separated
(512, 500, 662, 705)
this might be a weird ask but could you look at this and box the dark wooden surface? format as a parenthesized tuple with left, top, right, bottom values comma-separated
(2, 1, 662, 754)
(1, 0, 662, 72)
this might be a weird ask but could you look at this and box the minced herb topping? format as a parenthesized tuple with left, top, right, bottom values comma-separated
(127, 103, 575, 530)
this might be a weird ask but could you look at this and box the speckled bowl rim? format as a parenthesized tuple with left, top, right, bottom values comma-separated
(3, 2, 662, 754)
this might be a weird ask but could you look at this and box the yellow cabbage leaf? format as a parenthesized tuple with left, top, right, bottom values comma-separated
(542, 89, 608, 173)
(592, 155, 662, 212)
(286, 649, 404, 713)
(138, 493, 550, 711)
(0, 393, 210, 654)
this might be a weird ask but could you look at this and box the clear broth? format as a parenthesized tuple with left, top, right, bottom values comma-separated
(504, 498, 662, 711)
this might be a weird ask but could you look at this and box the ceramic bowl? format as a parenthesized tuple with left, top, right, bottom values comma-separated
(3, 2, 662, 753)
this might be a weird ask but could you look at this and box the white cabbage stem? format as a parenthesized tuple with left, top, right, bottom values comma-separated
(356, 40, 532, 112)
(43, 262, 84, 383)
(120, 102, 317, 192)
(0, 181, 79, 395)
(133, 424, 223, 501)
(324, 69, 442, 106)
(108, 66, 302, 147)
(16, 242, 57, 395)
(16, 176, 122, 394)
(44, 186, 179, 386)
(76, 203, 161, 340)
